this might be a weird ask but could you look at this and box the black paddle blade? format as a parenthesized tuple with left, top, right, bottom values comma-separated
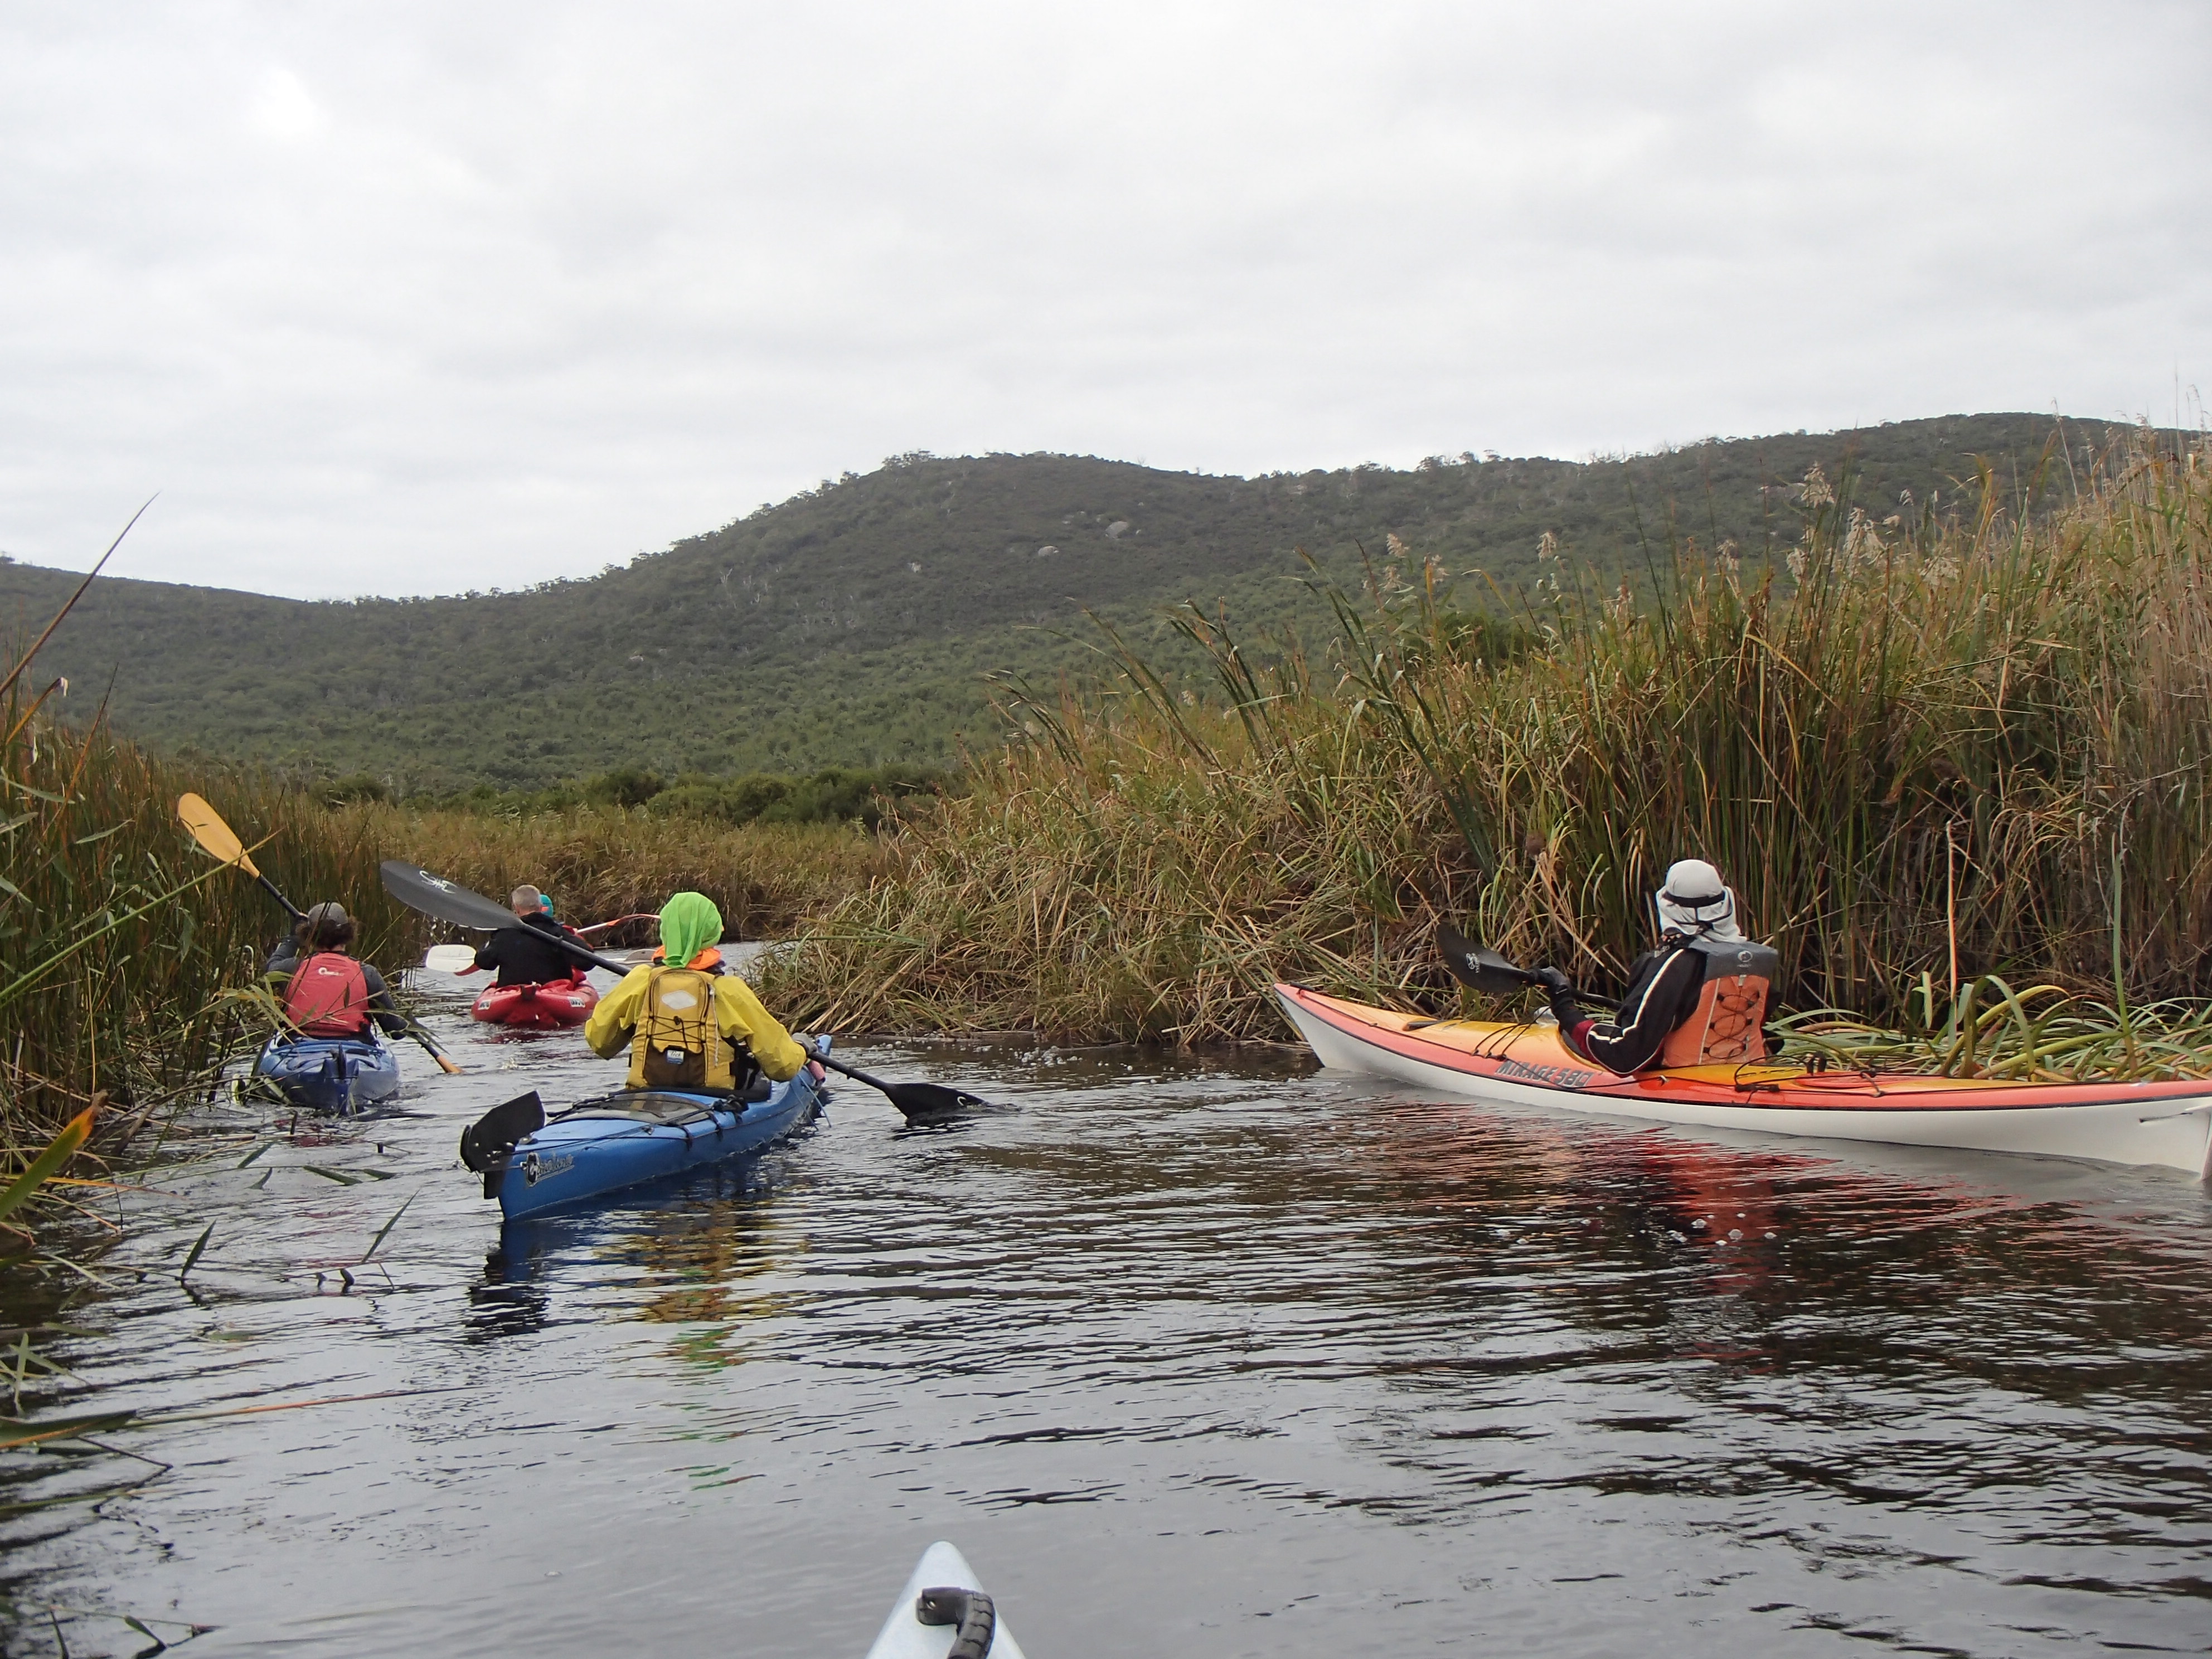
(382, 860, 630, 974)
(382, 860, 516, 932)
(882, 1080, 993, 1121)
(813, 1052, 995, 1122)
(1435, 921, 1539, 997)
(459, 1091, 545, 1173)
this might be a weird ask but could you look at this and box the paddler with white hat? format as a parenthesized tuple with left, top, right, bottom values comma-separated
(1536, 858, 1781, 1074)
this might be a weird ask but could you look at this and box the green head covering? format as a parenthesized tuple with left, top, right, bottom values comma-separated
(658, 891, 724, 968)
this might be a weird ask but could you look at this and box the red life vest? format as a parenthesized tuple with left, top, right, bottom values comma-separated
(284, 951, 372, 1037)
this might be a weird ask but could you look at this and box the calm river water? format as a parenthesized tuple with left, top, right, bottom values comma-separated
(5, 966, 2211, 1657)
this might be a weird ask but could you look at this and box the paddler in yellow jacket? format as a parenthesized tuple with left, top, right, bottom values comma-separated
(583, 891, 811, 1092)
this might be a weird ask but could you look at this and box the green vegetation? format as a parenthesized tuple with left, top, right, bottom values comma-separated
(0, 574, 420, 1314)
(0, 415, 2117, 793)
(0, 687, 415, 1140)
(1786, 976, 2212, 1083)
(764, 429, 2212, 1068)
(422, 761, 954, 830)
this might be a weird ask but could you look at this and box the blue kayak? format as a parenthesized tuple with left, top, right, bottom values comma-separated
(463, 1047, 831, 1220)
(253, 1035, 402, 1114)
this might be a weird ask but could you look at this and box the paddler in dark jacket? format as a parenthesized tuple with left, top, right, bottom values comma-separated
(1537, 859, 1779, 1074)
(266, 902, 409, 1039)
(583, 892, 809, 1093)
(473, 885, 588, 986)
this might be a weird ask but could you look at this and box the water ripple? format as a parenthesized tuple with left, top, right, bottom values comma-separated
(2, 1013, 2210, 1656)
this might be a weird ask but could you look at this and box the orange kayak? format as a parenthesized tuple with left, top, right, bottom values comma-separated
(1274, 983, 2212, 1176)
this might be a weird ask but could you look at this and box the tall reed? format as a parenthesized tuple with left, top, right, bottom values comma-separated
(765, 430, 2212, 1056)
(353, 805, 886, 943)
(1, 684, 411, 1142)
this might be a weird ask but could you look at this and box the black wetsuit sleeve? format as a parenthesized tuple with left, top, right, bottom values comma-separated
(1570, 947, 1705, 1074)
(360, 964, 410, 1036)
(473, 937, 501, 972)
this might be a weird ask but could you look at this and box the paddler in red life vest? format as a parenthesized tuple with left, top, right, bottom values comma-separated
(271, 903, 410, 1040)
(1537, 859, 1779, 1074)
(581, 891, 811, 1094)
(473, 885, 588, 987)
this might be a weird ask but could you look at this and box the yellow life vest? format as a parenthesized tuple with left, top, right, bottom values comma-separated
(1658, 939, 1779, 1068)
(626, 967, 738, 1092)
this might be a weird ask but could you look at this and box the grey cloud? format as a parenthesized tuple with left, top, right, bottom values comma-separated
(1, 0, 2206, 598)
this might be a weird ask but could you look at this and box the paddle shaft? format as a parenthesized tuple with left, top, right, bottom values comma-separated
(814, 1052, 900, 1095)
(256, 875, 306, 923)
(1491, 961, 1614, 1004)
(1437, 922, 1617, 1009)
(576, 912, 659, 938)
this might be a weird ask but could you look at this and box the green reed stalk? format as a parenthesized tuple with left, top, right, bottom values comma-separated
(764, 430, 2212, 1075)
(1, 678, 415, 1144)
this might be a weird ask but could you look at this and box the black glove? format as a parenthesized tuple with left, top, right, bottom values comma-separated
(1533, 966, 1578, 1023)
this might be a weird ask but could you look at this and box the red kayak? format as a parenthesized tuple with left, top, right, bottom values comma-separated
(470, 974, 600, 1029)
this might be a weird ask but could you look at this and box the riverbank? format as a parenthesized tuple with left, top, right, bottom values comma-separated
(764, 432, 2212, 1053)
(348, 803, 886, 945)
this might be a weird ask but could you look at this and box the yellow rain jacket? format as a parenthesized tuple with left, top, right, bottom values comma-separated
(584, 955, 811, 1090)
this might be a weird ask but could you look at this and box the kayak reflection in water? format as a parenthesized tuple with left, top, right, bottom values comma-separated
(474, 884, 588, 987)
(1537, 858, 1781, 1075)
(581, 891, 811, 1094)
(265, 901, 409, 1039)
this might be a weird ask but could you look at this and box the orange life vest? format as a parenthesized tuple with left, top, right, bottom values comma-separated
(284, 951, 371, 1037)
(650, 945, 723, 971)
(1658, 938, 1779, 1067)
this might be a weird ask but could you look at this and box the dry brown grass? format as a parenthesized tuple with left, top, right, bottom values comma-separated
(352, 804, 887, 944)
(765, 431, 2212, 1053)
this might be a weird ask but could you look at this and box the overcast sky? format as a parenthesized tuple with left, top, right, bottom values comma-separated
(3, 2, 2206, 599)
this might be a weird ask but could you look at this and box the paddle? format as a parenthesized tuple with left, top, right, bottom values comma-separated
(177, 793, 305, 922)
(811, 1053, 992, 1123)
(1436, 921, 1617, 1008)
(175, 797, 463, 1075)
(380, 862, 631, 973)
(384, 861, 996, 1122)
(458, 1090, 545, 1176)
(422, 919, 656, 973)
(575, 912, 658, 939)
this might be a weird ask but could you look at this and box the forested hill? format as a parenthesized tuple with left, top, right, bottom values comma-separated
(0, 413, 2109, 790)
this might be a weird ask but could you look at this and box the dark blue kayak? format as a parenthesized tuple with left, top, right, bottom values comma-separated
(253, 1035, 402, 1114)
(469, 1048, 830, 1220)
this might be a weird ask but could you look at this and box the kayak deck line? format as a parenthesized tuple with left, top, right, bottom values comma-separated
(1275, 983, 2212, 1175)
(470, 974, 599, 1029)
(865, 1540, 1027, 1659)
(478, 1045, 833, 1219)
(251, 1034, 403, 1116)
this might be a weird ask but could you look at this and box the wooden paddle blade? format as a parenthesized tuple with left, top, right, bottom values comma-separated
(1435, 921, 1538, 997)
(177, 793, 260, 877)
